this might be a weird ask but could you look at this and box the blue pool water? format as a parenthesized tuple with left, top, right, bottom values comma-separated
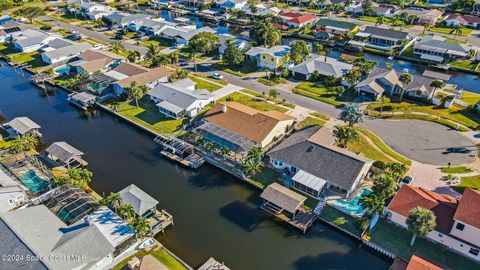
(333, 189, 371, 216)
(55, 65, 70, 75)
(19, 170, 49, 193)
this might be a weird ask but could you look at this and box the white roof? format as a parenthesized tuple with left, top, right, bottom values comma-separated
(245, 45, 290, 58)
(119, 184, 159, 216)
(292, 169, 327, 192)
(420, 54, 444, 62)
(4, 117, 40, 135)
(104, 70, 129, 80)
(292, 55, 353, 78)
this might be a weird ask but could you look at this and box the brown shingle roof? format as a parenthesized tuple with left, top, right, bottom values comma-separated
(113, 62, 149, 77)
(387, 185, 458, 234)
(454, 188, 480, 229)
(203, 102, 295, 144)
(406, 255, 446, 270)
(117, 67, 173, 88)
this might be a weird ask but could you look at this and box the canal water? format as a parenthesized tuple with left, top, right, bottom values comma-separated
(0, 64, 390, 269)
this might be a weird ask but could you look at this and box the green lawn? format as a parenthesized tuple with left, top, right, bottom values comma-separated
(219, 92, 288, 113)
(110, 98, 187, 136)
(250, 167, 280, 189)
(441, 166, 474, 174)
(427, 26, 472, 36)
(461, 91, 480, 106)
(212, 61, 259, 77)
(191, 73, 227, 86)
(240, 89, 295, 109)
(450, 60, 479, 71)
(348, 134, 395, 163)
(258, 77, 287, 86)
(358, 16, 381, 23)
(188, 76, 223, 92)
(0, 43, 48, 72)
(368, 219, 479, 270)
(320, 205, 363, 237)
(112, 248, 187, 270)
(140, 37, 174, 49)
(296, 117, 326, 129)
(50, 13, 83, 23)
(310, 112, 330, 120)
(453, 175, 480, 192)
(293, 82, 355, 107)
(366, 101, 479, 130)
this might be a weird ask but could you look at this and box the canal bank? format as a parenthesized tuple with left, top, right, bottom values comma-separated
(0, 63, 391, 269)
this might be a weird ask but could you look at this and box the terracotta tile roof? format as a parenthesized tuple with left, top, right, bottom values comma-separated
(454, 188, 480, 229)
(117, 67, 173, 88)
(287, 13, 318, 24)
(406, 255, 446, 270)
(446, 14, 480, 24)
(387, 185, 458, 234)
(202, 102, 294, 144)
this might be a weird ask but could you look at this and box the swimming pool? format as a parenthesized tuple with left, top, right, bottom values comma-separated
(332, 189, 370, 216)
(54, 65, 70, 75)
(19, 170, 49, 193)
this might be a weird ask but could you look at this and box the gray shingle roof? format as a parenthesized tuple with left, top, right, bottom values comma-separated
(4, 117, 40, 135)
(292, 55, 353, 78)
(414, 36, 471, 54)
(46, 142, 84, 164)
(15, 34, 49, 47)
(42, 42, 93, 61)
(260, 183, 306, 213)
(363, 26, 409, 40)
(316, 18, 357, 30)
(267, 126, 371, 192)
(119, 184, 159, 216)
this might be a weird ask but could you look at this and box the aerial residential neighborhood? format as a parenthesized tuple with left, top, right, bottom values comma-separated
(1, 0, 480, 269)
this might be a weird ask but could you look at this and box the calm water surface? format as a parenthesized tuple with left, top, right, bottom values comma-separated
(0, 63, 389, 269)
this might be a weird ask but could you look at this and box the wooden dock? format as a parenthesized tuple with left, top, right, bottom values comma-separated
(149, 209, 174, 235)
(261, 204, 318, 234)
(160, 151, 205, 169)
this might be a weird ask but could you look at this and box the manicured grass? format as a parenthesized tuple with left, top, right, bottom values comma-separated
(368, 219, 480, 270)
(296, 117, 326, 129)
(358, 16, 381, 23)
(0, 43, 48, 72)
(320, 205, 363, 237)
(240, 89, 295, 109)
(460, 91, 480, 106)
(110, 98, 187, 136)
(366, 101, 479, 130)
(450, 60, 479, 71)
(364, 46, 393, 56)
(0, 140, 13, 150)
(192, 73, 227, 86)
(355, 126, 412, 165)
(349, 134, 395, 163)
(427, 26, 472, 36)
(250, 167, 280, 189)
(369, 112, 470, 132)
(51, 13, 82, 23)
(453, 175, 480, 192)
(212, 61, 259, 77)
(441, 166, 474, 174)
(293, 82, 355, 107)
(258, 77, 287, 86)
(188, 76, 222, 92)
(310, 112, 330, 120)
(32, 20, 53, 28)
(220, 92, 288, 113)
(140, 37, 174, 49)
(112, 248, 187, 270)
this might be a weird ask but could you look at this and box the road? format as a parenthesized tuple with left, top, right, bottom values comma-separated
(40, 16, 148, 55)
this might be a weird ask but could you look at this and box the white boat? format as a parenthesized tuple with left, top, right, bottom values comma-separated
(138, 238, 157, 250)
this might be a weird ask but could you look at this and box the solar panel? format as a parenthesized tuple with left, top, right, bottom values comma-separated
(4, 27, 20, 33)
(194, 122, 257, 152)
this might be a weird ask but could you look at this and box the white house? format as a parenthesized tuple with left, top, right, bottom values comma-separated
(444, 14, 480, 29)
(413, 36, 473, 63)
(291, 55, 353, 81)
(280, 12, 319, 28)
(41, 42, 93, 65)
(387, 185, 480, 262)
(13, 29, 59, 52)
(148, 79, 214, 118)
(219, 0, 248, 10)
(161, 26, 216, 46)
(0, 167, 26, 213)
(79, 3, 115, 20)
(218, 34, 249, 54)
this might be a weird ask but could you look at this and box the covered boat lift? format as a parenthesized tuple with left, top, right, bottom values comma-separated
(154, 134, 205, 169)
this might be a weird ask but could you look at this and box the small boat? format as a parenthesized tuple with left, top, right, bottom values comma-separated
(138, 238, 157, 250)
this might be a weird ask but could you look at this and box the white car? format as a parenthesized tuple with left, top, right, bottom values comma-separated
(211, 72, 223, 80)
(92, 44, 105, 50)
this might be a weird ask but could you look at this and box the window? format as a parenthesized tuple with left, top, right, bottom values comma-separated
(456, 222, 465, 231)
(469, 248, 479, 256)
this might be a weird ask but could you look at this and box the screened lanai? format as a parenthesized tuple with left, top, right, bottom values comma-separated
(193, 122, 257, 153)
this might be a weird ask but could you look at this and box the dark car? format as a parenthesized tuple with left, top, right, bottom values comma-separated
(40, 25, 52, 31)
(115, 33, 124, 40)
(66, 34, 82, 41)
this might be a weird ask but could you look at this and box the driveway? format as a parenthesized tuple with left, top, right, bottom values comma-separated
(362, 119, 477, 166)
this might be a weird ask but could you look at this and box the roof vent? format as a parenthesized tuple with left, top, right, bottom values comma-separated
(307, 146, 315, 152)
(222, 105, 227, 113)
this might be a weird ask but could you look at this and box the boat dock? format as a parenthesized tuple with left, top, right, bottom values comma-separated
(67, 92, 97, 110)
(150, 209, 174, 235)
(154, 134, 205, 169)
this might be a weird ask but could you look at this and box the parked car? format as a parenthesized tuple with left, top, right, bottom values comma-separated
(66, 34, 82, 41)
(115, 33, 124, 40)
(68, 29, 79, 34)
(93, 44, 105, 50)
(400, 176, 414, 186)
(211, 72, 223, 80)
(40, 25, 52, 31)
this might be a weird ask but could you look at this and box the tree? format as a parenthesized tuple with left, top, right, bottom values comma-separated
(430, 80, 445, 99)
(13, 7, 45, 24)
(376, 16, 386, 26)
(118, 203, 135, 221)
(10, 134, 39, 153)
(314, 42, 324, 55)
(132, 217, 151, 240)
(353, 57, 376, 76)
(242, 158, 264, 177)
(125, 81, 149, 107)
(362, 0, 374, 15)
(289, 40, 311, 64)
(247, 146, 264, 161)
(223, 41, 245, 67)
(385, 162, 407, 179)
(333, 125, 359, 148)
(169, 51, 180, 65)
(269, 88, 280, 100)
(171, 68, 189, 80)
(372, 174, 397, 200)
(67, 167, 93, 189)
(451, 24, 463, 40)
(190, 51, 199, 73)
(422, 22, 431, 35)
(219, 146, 230, 159)
(399, 73, 413, 100)
(106, 192, 123, 212)
(109, 40, 124, 54)
(406, 207, 436, 246)
(359, 193, 385, 216)
(263, 66, 270, 79)
(250, 19, 281, 48)
(189, 32, 219, 55)
(126, 50, 140, 63)
(145, 44, 161, 67)
(339, 104, 363, 126)
(343, 69, 362, 86)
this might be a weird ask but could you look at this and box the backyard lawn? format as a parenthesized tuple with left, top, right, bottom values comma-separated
(449, 60, 479, 71)
(110, 98, 187, 136)
(427, 26, 472, 36)
(368, 219, 480, 270)
(0, 43, 48, 72)
(219, 92, 288, 113)
(212, 60, 259, 77)
(188, 76, 223, 92)
(293, 82, 355, 106)
(460, 91, 480, 106)
(250, 167, 281, 188)
(112, 248, 187, 270)
(320, 205, 363, 237)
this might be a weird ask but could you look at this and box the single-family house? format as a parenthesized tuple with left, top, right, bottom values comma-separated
(0, 21, 30, 43)
(353, 26, 413, 51)
(68, 49, 125, 74)
(41, 42, 93, 65)
(355, 67, 438, 100)
(2, 117, 41, 138)
(79, 3, 115, 20)
(267, 126, 372, 198)
(106, 13, 150, 29)
(444, 14, 480, 28)
(387, 185, 480, 262)
(0, 166, 26, 213)
(218, 34, 249, 54)
(245, 45, 291, 70)
(13, 29, 59, 52)
(148, 78, 214, 118)
(413, 36, 473, 63)
(219, 0, 248, 10)
(0, 16, 13, 25)
(406, 255, 446, 270)
(291, 55, 354, 81)
(161, 26, 216, 46)
(281, 12, 319, 28)
(241, 3, 281, 16)
(193, 102, 295, 153)
(373, 6, 397, 18)
(45, 141, 88, 168)
(396, 8, 443, 25)
(315, 18, 359, 36)
(344, 0, 364, 14)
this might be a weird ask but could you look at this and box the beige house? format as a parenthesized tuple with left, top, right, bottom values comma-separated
(387, 185, 480, 262)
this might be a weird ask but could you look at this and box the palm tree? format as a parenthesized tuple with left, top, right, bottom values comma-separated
(106, 192, 123, 213)
(169, 51, 180, 65)
(132, 217, 151, 240)
(333, 125, 359, 148)
(451, 24, 463, 40)
(204, 141, 216, 152)
(398, 73, 413, 100)
(10, 134, 39, 153)
(372, 174, 397, 200)
(126, 50, 141, 63)
(242, 158, 264, 177)
(263, 66, 270, 79)
(219, 146, 230, 159)
(429, 80, 445, 99)
(359, 193, 385, 216)
(118, 203, 136, 221)
(422, 22, 431, 34)
(145, 44, 161, 67)
(247, 146, 264, 161)
(190, 51, 199, 73)
(109, 40, 124, 54)
(385, 162, 407, 179)
(376, 16, 386, 26)
(338, 104, 363, 127)
(406, 207, 436, 246)
(268, 88, 280, 100)
(125, 81, 149, 107)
